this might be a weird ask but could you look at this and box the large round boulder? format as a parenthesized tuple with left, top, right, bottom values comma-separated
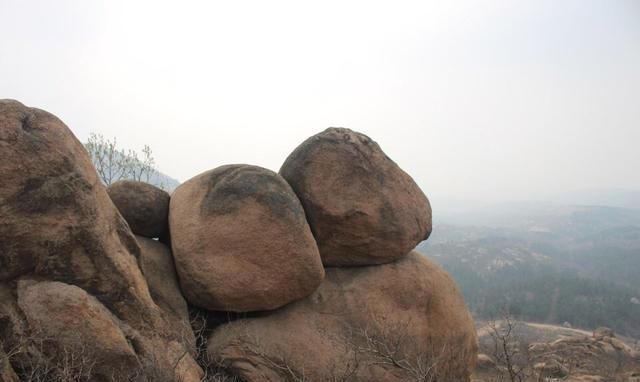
(0, 100, 152, 320)
(169, 164, 325, 312)
(0, 100, 202, 381)
(207, 252, 478, 381)
(280, 128, 432, 266)
(107, 180, 170, 238)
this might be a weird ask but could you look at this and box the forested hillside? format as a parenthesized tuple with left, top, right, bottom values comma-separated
(417, 202, 640, 338)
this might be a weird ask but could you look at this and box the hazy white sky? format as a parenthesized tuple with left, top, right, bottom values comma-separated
(1, 0, 639, 203)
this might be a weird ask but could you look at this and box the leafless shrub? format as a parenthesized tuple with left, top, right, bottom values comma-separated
(487, 315, 529, 382)
(84, 133, 164, 188)
(345, 319, 470, 382)
(210, 328, 306, 382)
(2, 332, 96, 382)
(186, 310, 246, 382)
(327, 328, 360, 382)
(206, 316, 471, 382)
(483, 313, 587, 382)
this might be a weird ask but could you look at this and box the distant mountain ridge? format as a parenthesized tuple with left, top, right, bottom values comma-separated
(84, 135, 181, 192)
(98, 164, 180, 192)
(145, 170, 180, 192)
(554, 189, 640, 210)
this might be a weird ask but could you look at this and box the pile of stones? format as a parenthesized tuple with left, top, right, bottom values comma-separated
(0, 100, 477, 382)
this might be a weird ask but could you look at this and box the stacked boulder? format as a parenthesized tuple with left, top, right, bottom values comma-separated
(168, 128, 477, 381)
(279, 127, 432, 266)
(0, 100, 477, 382)
(107, 180, 170, 239)
(168, 164, 325, 312)
(107, 180, 195, 352)
(0, 100, 202, 382)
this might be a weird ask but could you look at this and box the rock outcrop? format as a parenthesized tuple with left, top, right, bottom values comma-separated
(0, 100, 201, 381)
(1, 101, 475, 381)
(169, 164, 325, 312)
(107, 180, 170, 239)
(280, 127, 432, 266)
(207, 252, 478, 381)
(476, 353, 496, 371)
(525, 328, 640, 381)
(593, 326, 615, 339)
(474, 323, 640, 382)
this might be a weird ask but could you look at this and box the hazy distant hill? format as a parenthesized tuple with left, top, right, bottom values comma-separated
(84, 137, 181, 192)
(101, 167, 180, 192)
(146, 170, 180, 192)
(554, 189, 640, 210)
(417, 200, 640, 338)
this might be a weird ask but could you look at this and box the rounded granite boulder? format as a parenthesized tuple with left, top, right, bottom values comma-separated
(169, 164, 325, 312)
(280, 127, 432, 266)
(207, 252, 478, 381)
(107, 180, 170, 238)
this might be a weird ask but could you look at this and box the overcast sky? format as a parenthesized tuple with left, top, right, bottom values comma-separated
(1, 0, 639, 203)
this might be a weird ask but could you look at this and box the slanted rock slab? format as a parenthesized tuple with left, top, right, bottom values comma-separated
(137, 235, 196, 352)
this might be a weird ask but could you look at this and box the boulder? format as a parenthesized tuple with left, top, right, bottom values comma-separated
(0, 100, 201, 381)
(280, 127, 432, 266)
(476, 353, 496, 370)
(207, 252, 478, 381)
(16, 280, 139, 380)
(137, 235, 195, 350)
(593, 327, 615, 339)
(169, 164, 325, 312)
(137, 236, 189, 322)
(533, 360, 569, 378)
(0, 100, 152, 322)
(528, 333, 638, 379)
(107, 180, 170, 238)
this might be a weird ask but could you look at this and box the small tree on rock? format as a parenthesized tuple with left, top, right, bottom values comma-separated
(84, 133, 162, 188)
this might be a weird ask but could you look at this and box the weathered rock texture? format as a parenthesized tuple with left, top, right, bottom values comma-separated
(207, 252, 478, 381)
(107, 180, 170, 238)
(475, 325, 640, 382)
(169, 164, 324, 312)
(1, 100, 475, 381)
(280, 127, 432, 266)
(137, 235, 195, 351)
(0, 100, 201, 381)
(527, 330, 640, 380)
(16, 280, 139, 380)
